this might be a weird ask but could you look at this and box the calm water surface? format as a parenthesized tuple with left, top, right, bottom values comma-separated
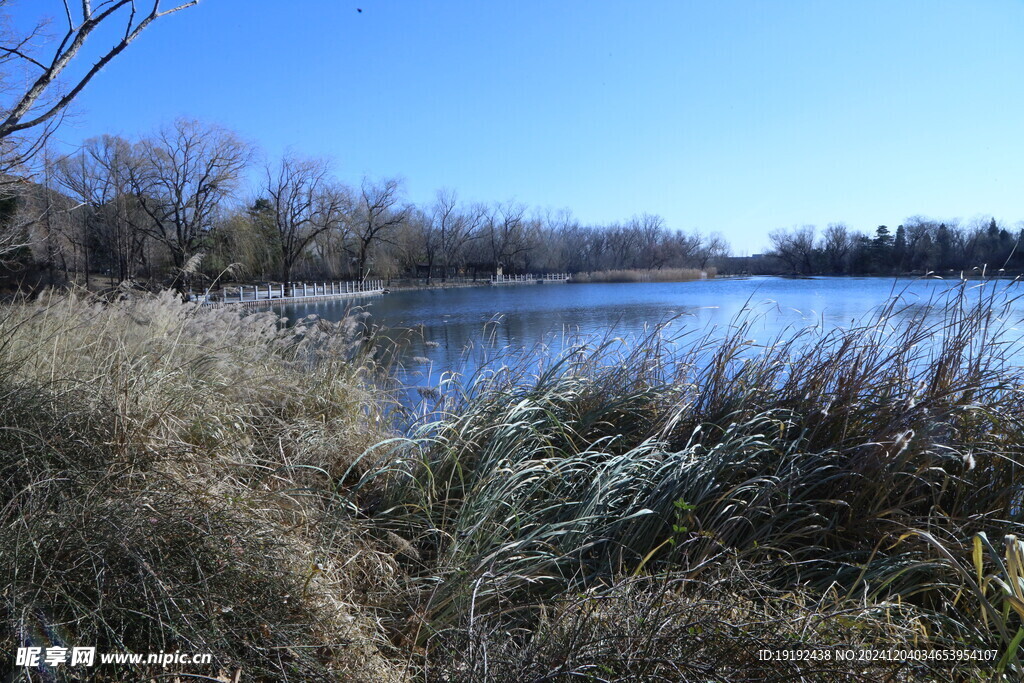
(273, 276, 1024, 390)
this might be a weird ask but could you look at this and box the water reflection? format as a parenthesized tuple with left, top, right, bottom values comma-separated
(272, 276, 1024, 394)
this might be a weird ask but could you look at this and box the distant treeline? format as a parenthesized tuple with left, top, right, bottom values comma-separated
(4, 118, 1019, 290)
(743, 219, 1024, 276)
(5, 119, 728, 290)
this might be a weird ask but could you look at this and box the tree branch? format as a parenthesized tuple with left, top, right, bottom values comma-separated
(0, 1, 199, 139)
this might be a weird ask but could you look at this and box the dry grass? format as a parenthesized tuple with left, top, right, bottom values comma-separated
(0, 291, 404, 680)
(421, 568, 952, 681)
(570, 267, 713, 283)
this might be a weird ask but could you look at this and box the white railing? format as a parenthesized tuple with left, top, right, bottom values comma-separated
(195, 280, 385, 305)
(490, 273, 571, 284)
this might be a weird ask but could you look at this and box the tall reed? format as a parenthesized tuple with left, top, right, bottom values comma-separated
(361, 278, 1024, 677)
(570, 267, 712, 283)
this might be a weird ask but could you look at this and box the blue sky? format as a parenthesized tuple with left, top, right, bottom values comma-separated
(14, 0, 1024, 252)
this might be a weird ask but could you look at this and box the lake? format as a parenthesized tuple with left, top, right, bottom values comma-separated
(272, 276, 1024, 392)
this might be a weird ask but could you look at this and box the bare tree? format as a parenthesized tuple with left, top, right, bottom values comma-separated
(352, 177, 409, 278)
(127, 119, 249, 287)
(604, 223, 640, 270)
(486, 201, 531, 274)
(821, 223, 851, 274)
(696, 232, 730, 270)
(399, 207, 431, 279)
(425, 189, 485, 282)
(412, 194, 445, 283)
(531, 208, 577, 273)
(17, 145, 79, 282)
(769, 225, 816, 274)
(448, 201, 487, 278)
(631, 213, 666, 269)
(264, 154, 351, 282)
(53, 135, 150, 283)
(309, 207, 354, 279)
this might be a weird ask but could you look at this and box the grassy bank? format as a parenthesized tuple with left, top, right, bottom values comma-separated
(570, 267, 713, 283)
(0, 292, 402, 680)
(3, 282, 1024, 680)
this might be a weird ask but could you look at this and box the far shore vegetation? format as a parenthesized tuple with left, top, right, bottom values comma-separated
(4, 133, 1023, 297)
(570, 267, 713, 283)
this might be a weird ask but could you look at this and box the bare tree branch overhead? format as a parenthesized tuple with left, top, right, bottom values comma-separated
(0, 0, 199, 140)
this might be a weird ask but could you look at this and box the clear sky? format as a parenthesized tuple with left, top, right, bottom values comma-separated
(13, 0, 1024, 252)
